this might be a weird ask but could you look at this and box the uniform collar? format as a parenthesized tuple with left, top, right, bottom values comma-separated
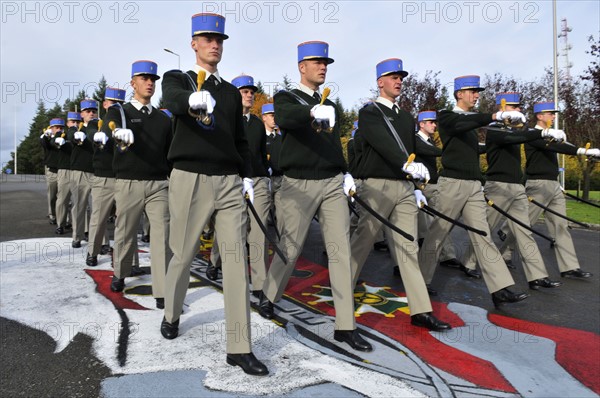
(193, 64, 221, 83)
(417, 130, 431, 141)
(298, 82, 319, 98)
(376, 96, 397, 110)
(130, 98, 153, 114)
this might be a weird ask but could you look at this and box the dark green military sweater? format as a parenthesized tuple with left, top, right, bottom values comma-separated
(56, 128, 73, 170)
(352, 129, 366, 179)
(41, 135, 59, 172)
(162, 70, 252, 177)
(414, 133, 442, 184)
(484, 123, 542, 183)
(102, 103, 172, 180)
(438, 109, 493, 182)
(355, 102, 415, 180)
(88, 118, 115, 178)
(68, 123, 94, 173)
(245, 114, 269, 177)
(266, 132, 283, 176)
(274, 89, 346, 179)
(524, 126, 578, 181)
(347, 138, 356, 175)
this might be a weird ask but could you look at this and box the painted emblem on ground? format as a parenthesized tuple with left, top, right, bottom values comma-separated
(1, 238, 598, 398)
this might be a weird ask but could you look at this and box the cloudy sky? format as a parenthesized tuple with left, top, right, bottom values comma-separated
(1, 0, 598, 170)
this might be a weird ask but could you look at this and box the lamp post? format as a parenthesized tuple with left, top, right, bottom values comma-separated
(164, 48, 180, 70)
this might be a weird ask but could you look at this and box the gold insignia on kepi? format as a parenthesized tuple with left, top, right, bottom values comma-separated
(216, 21, 219, 27)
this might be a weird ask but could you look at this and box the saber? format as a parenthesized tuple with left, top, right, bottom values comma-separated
(108, 121, 130, 152)
(499, 98, 524, 129)
(528, 196, 590, 228)
(564, 191, 600, 209)
(404, 153, 427, 190)
(246, 196, 288, 264)
(484, 196, 555, 244)
(188, 70, 212, 126)
(312, 87, 333, 133)
(347, 198, 360, 218)
(95, 120, 105, 150)
(74, 121, 85, 146)
(420, 204, 487, 236)
(349, 191, 414, 241)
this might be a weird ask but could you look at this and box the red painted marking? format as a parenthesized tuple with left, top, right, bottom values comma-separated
(285, 257, 517, 393)
(85, 270, 149, 311)
(490, 313, 600, 394)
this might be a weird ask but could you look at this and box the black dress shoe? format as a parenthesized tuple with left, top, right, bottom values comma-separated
(49, 219, 57, 225)
(440, 258, 462, 268)
(258, 292, 274, 319)
(84, 232, 89, 241)
(226, 353, 269, 376)
(426, 284, 438, 296)
(392, 266, 400, 276)
(64, 223, 72, 230)
(373, 241, 389, 252)
(155, 298, 164, 309)
(130, 266, 146, 276)
(110, 276, 125, 292)
(491, 288, 529, 307)
(55, 227, 65, 235)
(141, 234, 150, 243)
(206, 262, 219, 281)
(460, 265, 481, 279)
(100, 245, 112, 255)
(529, 277, 562, 290)
(86, 254, 98, 267)
(251, 290, 261, 298)
(72, 241, 81, 248)
(497, 229, 507, 241)
(411, 312, 452, 331)
(504, 259, 516, 269)
(333, 329, 373, 352)
(160, 317, 179, 340)
(561, 269, 593, 278)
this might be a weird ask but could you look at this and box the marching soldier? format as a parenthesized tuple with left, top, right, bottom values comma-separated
(349, 59, 450, 331)
(263, 103, 283, 226)
(418, 75, 529, 307)
(258, 41, 373, 352)
(68, 100, 96, 248)
(209, 75, 272, 297)
(86, 87, 125, 267)
(160, 13, 268, 376)
(40, 119, 61, 225)
(54, 112, 79, 235)
(414, 110, 478, 280)
(499, 101, 597, 279)
(104, 60, 172, 312)
(461, 93, 565, 289)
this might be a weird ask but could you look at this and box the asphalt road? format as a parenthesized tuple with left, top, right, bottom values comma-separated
(1, 174, 599, 397)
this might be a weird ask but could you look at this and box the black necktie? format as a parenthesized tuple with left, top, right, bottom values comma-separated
(427, 137, 433, 144)
(141, 106, 149, 115)
(206, 74, 218, 87)
(313, 92, 321, 102)
(269, 133, 275, 139)
(392, 104, 399, 114)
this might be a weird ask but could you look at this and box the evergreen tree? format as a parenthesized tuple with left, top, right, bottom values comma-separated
(93, 76, 108, 119)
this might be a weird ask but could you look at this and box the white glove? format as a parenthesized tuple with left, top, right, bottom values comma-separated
(577, 147, 600, 157)
(343, 173, 356, 201)
(189, 91, 216, 114)
(311, 104, 336, 128)
(44, 129, 53, 137)
(114, 128, 134, 145)
(495, 111, 526, 124)
(541, 128, 566, 142)
(93, 132, 108, 146)
(55, 137, 65, 147)
(242, 177, 254, 204)
(74, 131, 86, 141)
(414, 189, 428, 207)
(402, 161, 430, 182)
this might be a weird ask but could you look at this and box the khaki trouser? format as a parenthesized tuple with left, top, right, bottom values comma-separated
(56, 169, 72, 228)
(270, 175, 284, 238)
(350, 179, 432, 315)
(462, 181, 548, 281)
(88, 177, 114, 257)
(113, 179, 170, 298)
(418, 177, 515, 293)
(418, 183, 458, 262)
(262, 174, 356, 331)
(164, 170, 251, 354)
(70, 170, 93, 241)
(45, 167, 58, 219)
(499, 179, 579, 273)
